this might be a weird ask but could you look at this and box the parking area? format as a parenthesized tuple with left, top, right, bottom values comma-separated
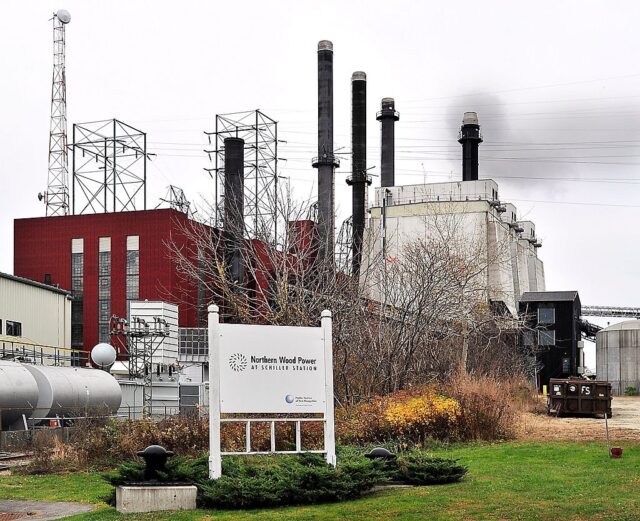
(518, 396, 640, 441)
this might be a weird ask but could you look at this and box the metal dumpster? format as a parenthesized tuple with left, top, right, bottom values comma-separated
(547, 378, 612, 417)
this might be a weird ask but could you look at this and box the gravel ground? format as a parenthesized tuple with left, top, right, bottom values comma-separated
(518, 396, 640, 441)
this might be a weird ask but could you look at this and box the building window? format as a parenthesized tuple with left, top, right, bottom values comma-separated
(98, 237, 111, 343)
(538, 330, 555, 346)
(538, 306, 555, 325)
(126, 236, 140, 315)
(6, 321, 22, 337)
(71, 239, 84, 349)
(179, 328, 208, 357)
(0, 319, 2, 334)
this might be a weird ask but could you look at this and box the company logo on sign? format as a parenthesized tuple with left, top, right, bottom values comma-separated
(285, 394, 294, 403)
(229, 353, 248, 372)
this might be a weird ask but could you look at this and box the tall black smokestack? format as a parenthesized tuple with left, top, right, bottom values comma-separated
(458, 111, 483, 181)
(347, 71, 368, 276)
(224, 137, 245, 284)
(312, 40, 339, 263)
(377, 97, 399, 188)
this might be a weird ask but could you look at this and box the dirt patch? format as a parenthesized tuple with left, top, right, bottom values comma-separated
(517, 396, 640, 441)
(0, 501, 93, 521)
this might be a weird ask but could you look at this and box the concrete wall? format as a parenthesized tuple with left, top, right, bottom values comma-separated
(363, 180, 545, 316)
(0, 275, 71, 348)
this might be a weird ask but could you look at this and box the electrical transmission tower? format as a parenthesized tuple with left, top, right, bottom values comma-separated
(204, 110, 280, 243)
(42, 9, 71, 216)
(72, 119, 148, 214)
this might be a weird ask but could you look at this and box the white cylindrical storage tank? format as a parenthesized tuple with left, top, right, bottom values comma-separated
(0, 361, 39, 429)
(23, 365, 122, 421)
(596, 320, 640, 395)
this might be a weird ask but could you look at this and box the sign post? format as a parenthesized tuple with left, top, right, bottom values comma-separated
(208, 304, 222, 479)
(322, 310, 336, 466)
(208, 305, 335, 479)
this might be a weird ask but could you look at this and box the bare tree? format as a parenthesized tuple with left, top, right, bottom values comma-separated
(169, 189, 533, 403)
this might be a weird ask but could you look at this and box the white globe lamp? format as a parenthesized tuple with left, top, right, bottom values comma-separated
(91, 343, 117, 369)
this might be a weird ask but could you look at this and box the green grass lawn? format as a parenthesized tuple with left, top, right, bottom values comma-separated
(1, 442, 639, 520)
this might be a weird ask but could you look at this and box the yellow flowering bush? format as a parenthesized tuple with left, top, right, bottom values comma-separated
(384, 393, 459, 442)
(336, 387, 461, 446)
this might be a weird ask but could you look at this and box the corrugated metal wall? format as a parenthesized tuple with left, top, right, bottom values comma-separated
(0, 277, 70, 348)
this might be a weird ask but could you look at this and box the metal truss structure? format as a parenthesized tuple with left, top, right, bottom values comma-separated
(204, 110, 279, 242)
(582, 306, 640, 319)
(335, 216, 353, 274)
(110, 314, 170, 417)
(157, 185, 192, 216)
(44, 11, 70, 216)
(72, 119, 148, 214)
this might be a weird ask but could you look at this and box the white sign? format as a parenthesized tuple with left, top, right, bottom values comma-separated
(208, 306, 335, 480)
(219, 324, 326, 413)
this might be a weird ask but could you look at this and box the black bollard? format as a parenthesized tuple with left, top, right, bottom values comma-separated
(137, 445, 175, 481)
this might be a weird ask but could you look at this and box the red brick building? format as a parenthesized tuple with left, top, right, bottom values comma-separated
(14, 209, 206, 354)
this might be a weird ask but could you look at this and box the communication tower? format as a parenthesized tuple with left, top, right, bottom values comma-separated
(42, 9, 71, 216)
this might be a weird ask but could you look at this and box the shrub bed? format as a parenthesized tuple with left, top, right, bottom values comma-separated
(103, 448, 467, 509)
(104, 452, 384, 508)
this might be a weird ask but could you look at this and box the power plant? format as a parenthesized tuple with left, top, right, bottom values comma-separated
(2, 14, 640, 437)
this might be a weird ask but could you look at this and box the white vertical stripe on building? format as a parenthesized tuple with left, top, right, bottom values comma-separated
(126, 235, 140, 251)
(99, 237, 111, 252)
(71, 238, 84, 254)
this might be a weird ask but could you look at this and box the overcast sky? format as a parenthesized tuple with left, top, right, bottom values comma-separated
(1, 2, 638, 366)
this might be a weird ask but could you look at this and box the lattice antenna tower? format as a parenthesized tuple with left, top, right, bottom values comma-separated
(204, 110, 280, 243)
(42, 9, 71, 216)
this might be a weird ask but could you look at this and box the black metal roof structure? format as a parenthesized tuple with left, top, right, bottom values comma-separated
(520, 291, 579, 303)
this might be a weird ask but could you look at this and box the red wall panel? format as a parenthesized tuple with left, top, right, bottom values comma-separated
(14, 209, 205, 353)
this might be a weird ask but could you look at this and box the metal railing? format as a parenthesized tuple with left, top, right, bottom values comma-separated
(0, 339, 88, 366)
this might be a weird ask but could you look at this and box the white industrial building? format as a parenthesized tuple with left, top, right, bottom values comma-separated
(0, 272, 71, 351)
(362, 179, 545, 316)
